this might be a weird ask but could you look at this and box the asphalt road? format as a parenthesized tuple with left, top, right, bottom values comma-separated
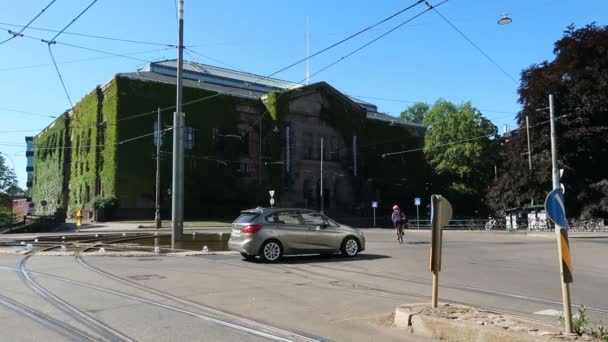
(0, 229, 606, 341)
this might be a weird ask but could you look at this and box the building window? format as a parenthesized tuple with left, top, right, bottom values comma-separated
(185, 127, 195, 150)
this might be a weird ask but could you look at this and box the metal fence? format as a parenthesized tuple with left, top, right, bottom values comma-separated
(403, 218, 607, 231)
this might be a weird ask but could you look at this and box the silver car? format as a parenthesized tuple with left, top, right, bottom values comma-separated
(228, 207, 366, 262)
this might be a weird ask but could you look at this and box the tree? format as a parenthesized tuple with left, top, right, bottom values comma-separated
(400, 102, 429, 124)
(424, 99, 498, 213)
(487, 23, 608, 218)
(0, 154, 18, 194)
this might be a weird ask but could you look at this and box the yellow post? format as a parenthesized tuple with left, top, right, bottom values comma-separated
(76, 209, 82, 230)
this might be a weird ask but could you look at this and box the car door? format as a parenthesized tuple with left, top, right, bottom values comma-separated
(265, 210, 309, 252)
(300, 210, 343, 251)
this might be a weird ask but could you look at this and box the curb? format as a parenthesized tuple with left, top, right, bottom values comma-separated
(394, 303, 573, 342)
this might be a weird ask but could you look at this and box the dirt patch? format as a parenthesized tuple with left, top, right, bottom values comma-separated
(397, 303, 598, 341)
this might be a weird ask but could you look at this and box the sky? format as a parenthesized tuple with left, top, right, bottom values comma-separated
(0, 0, 606, 188)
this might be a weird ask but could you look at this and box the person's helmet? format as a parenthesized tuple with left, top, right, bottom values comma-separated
(392, 205, 399, 210)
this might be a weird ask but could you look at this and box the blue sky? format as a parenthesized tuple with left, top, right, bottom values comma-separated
(1, 0, 606, 187)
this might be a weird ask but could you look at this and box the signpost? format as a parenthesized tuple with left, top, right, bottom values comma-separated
(547, 94, 573, 333)
(414, 197, 421, 229)
(40, 200, 47, 216)
(269, 190, 275, 208)
(27, 202, 35, 215)
(371, 201, 378, 228)
(429, 195, 453, 308)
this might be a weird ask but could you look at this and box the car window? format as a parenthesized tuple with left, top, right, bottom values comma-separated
(271, 211, 301, 225)
(265, 213, 282, 224)
(234, 212, 258, 223)
(300, 211, 326, 226)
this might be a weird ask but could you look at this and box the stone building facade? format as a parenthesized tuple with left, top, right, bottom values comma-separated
(31, 60, 427, 220)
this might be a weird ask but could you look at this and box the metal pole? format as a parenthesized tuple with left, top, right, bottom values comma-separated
(549, 94, 573, 334)
(373, 207, 376, 228)
(155, 108, 161, 229)
(259, 123, 262, 185)
(417, 205, 419, 229)
(172, 0, 185, 247)
(320, 137, 324, 214)
(526, 115, 532, 173)
(432, 272, 439, 308)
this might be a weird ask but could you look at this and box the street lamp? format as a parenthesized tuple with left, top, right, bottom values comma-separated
(498, 13, 512, 25)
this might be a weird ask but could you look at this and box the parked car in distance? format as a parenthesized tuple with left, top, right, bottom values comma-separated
(228, 207, 366, 262)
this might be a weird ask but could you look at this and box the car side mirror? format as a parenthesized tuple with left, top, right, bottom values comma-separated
(316, 224, 328, 230)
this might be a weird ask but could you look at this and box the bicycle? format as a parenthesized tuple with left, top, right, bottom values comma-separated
(485, 219, 497, 231)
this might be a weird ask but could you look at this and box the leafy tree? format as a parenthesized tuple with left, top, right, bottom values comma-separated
(424, 99, 498, 213)
(400, 102, 429, 124)
(487, 23, 608, 217)
(0, 154, 18, 194)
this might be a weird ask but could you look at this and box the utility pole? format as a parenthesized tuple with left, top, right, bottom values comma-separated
(320, 137, 324, 214)
(259, 123, 262, 185)
(306, 16, 310, 85)
(155, 108, 161, 229)
(171, 0, 185, 247)
(549, 94, 573, 334)
(526, 116, 532, 172)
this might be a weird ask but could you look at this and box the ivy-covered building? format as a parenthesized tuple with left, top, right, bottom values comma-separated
(31, 60, 427, 220)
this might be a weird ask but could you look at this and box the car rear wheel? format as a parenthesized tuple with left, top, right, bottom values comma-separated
(259, 240, 283, 263)
(341, 237, 359, 257)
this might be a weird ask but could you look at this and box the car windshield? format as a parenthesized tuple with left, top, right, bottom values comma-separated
(233, 212, 258, 224)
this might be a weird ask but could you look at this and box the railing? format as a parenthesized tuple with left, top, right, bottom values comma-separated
(404, 218, 607, 232)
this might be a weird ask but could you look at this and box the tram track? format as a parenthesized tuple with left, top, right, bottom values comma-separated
(74, 245, 324, 342)
(0, 291, 98, 341)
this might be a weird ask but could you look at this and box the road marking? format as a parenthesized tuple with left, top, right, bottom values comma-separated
(534, 309, 562, 316)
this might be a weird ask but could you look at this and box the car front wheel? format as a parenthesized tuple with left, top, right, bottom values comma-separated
(259, 240, 283, 263)
(341, 237, 359, 257)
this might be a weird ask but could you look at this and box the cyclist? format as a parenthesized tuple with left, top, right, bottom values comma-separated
(485, 216, 496, 230)
(392, 205, 406, 243)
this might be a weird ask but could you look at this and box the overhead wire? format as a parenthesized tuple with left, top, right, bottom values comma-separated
(430, 5, 519, 85)
(46, 0, 98, 44)
(4, 0, 438, 144)
(305, 0, 448, 82)
(0, 46, 174, 72)
(0, 127, 174, 151)
(0, 0, 57, 45)
(0, 21, 178, 47)
(4, 0, 428, 132)
(381, 111, 578, 158)
(41, 0, 99, 121)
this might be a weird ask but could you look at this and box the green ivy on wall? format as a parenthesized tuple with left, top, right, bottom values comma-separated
(113, 76, 244, 209)
(68, 90, 100, 214)
(32, 115, 68, 215)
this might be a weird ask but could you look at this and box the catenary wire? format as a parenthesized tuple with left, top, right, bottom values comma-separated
(46, 0, 99, 44)
(6, 1, 427, 130)
(381, 112, 576, 158)
(430, 5, 519, 85)
(0, 0, 57, 45)
(0, 21, 178, 47)
(0, 47, 174, 72)
(305, 0, 448, 82)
